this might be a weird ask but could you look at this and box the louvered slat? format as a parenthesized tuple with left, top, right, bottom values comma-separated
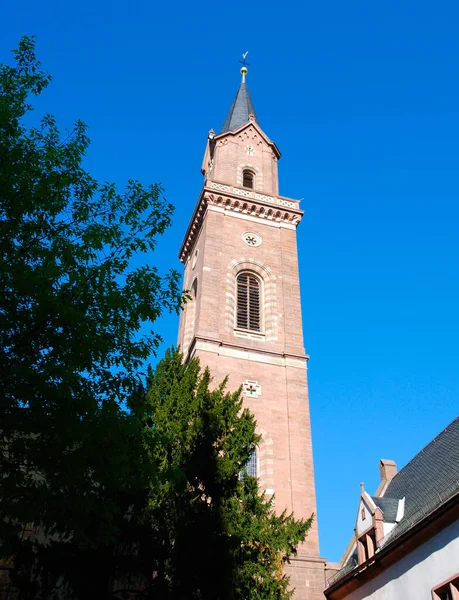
(237, 273, 260, 331)
(237, 273, 248, 328)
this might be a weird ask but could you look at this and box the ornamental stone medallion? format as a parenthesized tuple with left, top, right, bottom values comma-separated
(242, 232, 262, 247)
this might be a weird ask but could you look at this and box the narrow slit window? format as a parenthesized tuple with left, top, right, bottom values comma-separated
(243, 170, 254, 189)
(240, 448, 257, 479)
(237, 273, 261, 331)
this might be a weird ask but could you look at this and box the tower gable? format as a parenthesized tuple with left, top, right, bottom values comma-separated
(203, 119, 281, 196)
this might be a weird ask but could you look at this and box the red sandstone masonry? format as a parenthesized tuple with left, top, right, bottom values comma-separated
(178, 119, 325, 599)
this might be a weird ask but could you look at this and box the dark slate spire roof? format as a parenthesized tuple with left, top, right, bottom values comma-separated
(221, 81, 258, 133)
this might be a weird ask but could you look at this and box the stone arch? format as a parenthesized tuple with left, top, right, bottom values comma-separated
(236, 163, 263, 190)
(225, 258, 278, 342)
(235, 271, 263, 332)
(242, 169, 255, 189)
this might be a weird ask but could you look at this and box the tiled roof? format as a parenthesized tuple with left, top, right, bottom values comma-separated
(382, 415, 459, 539)
(328, 416, 459, 587)
(372, 496, 399, 522)
(221, 82, 258, 133)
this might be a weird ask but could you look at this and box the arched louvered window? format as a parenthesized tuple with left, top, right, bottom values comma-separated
(236, 273, 261, 331)
(243, 170, 254, 189)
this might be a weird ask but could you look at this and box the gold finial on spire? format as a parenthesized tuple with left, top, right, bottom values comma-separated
(240, 51, 249, 83)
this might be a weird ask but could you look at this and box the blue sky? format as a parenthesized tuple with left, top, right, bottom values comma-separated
(3, 0, 458, 562)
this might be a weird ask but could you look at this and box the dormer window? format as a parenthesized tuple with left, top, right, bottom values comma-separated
(243, 170, 254, 189)
(357, 529, 377, 564)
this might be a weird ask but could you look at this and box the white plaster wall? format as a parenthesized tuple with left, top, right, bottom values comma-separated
(383, 522, 396, 537)
(356, 499, 372, 536)
(344, 519, 459, 600)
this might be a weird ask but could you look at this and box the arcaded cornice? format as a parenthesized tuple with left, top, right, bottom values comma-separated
(179, 180, 304, 264)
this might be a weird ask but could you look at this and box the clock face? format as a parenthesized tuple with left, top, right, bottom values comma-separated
(242, 232, 262, 247)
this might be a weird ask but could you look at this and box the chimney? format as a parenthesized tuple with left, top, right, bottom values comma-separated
(379, 459, 397, 483)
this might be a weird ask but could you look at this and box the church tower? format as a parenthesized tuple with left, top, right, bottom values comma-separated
(178, 65, 326, 598)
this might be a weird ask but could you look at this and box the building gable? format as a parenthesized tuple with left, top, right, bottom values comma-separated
(325, 417, 459, 599)
(356, 495, 375, 537)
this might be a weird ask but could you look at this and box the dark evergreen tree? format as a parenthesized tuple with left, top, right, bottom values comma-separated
(126, 348, 312, 600)
(0, 36, 181, 595)
(6, 349, 311, 599)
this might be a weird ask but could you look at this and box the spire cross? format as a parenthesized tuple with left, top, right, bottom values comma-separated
(239, 51, 250, 68)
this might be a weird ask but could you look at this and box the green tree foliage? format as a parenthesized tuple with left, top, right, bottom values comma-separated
(5, 348, 311, 599)
(0, 34, 182, 578)
(120, 348, 312, 600)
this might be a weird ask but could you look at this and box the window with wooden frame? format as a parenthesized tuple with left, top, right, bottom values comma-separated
(356, 529, 377, 564)
(242, 170, 254, 189)
(236, 272, 261, 331)
(432, 575, 459, 600)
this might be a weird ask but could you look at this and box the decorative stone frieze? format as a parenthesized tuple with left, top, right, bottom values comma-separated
(210, 183, 231, 192)
(278, 199, 296, 208)
(233, 187, 253, 198)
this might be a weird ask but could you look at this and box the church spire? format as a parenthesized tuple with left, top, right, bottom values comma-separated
(221, 60, 258, 133)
